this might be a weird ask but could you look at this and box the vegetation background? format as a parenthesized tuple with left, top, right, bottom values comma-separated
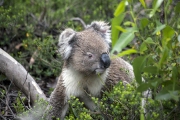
(0, 0, 180, 120)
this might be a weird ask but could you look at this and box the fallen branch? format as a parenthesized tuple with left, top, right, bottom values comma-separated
(0, 48, 47, 105)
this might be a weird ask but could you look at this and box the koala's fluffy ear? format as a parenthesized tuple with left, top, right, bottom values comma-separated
(58, 28, 76, 60)
(87, 21, 111, 45)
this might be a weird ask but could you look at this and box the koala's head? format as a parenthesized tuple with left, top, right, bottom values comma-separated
(58, 21, 111, 75)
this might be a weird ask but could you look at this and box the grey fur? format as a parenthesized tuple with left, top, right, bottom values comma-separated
(45, 21, 135, 120)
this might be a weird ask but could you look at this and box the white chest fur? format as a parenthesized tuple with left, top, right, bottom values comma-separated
(62, 68, 108, 98)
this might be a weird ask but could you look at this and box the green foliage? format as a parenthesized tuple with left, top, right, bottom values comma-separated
(111, 0, 180, 101)
(13, 92, 26, 114)
(17, 98, 49, 120)
(67, 81, 180, 119)
(22, 36, 62, 79)
(67, 97, 93, 120)
(0, 0, 119, 81)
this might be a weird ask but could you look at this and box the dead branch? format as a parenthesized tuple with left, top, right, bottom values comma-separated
(0, 98, 15, 118)
(0, 48, 47, 105)
(71, 17, 87, 29)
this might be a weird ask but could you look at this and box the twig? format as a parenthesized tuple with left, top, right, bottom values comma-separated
(0, 115, 6, 120)
(0, 84, 9, 116)
(0, 98, 15, 118)
(17, 94, 29, 111)
(0, 84, 7, 91)
(30, 13, 38, 22)
(71, 17, 87, 29)
(39, 7, 47, 22)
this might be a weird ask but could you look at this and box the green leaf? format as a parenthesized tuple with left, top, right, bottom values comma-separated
(140, 42, 147, 53)
(152, 24, 166, 35)
(117, 49, 137, 57)
(140, 18, 149, 29)
(123, 21, 135, 26)
(162, 25, 175, 46)
(144, 37, 156, 44)
(139, 0, 146, 8)
(155, 89, 179, 101)
(143, 66, 158, 74)
(149, 0, 163, 18)
(116, 26, 127, 32)
(175, 2, 180, 14)
(111, 13, 125, 47)
(140, 113, 145, 120)
(111, 27, 137, 53)
(133, 56, 147, 84)
(158, 47, 169, 68)
(168, 91, 179, 101)
(172, 66, 178, 90)
(114, 0, 126, 17)
(137, 83, 150, 92)
(149, 78, 161, 88)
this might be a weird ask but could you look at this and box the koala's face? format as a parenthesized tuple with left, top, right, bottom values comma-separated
(70, 29, 110, 75)
(58, 21, 111, 75)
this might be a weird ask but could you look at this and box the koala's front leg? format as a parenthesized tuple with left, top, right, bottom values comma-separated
(45, 79, 68, 120)
(79, 94, 97, 111)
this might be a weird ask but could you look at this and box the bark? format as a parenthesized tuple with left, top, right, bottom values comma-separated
(0, 48, 47, 105)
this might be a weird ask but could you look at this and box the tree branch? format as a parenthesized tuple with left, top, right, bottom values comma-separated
(0, 48, 47, 105)
(71, 17, 87, 29)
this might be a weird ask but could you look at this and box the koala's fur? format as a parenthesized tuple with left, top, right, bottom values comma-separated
(45, 21, 135, 119)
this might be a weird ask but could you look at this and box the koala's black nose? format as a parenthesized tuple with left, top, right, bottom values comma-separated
(100, 53, 111, 68)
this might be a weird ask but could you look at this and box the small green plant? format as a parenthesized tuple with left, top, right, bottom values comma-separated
(16, 98, 49, 120)
(66, 96, 93, 120)
(13, 92, 26, 114)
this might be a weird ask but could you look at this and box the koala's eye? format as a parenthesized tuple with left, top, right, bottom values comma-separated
(86, 52, 93, 59)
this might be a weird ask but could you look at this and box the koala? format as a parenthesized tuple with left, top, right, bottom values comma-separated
(45, 21, 135, 119)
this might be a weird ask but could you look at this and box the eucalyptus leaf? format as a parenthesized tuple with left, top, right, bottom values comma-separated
(111, 27, 138, 53)
(143, 66, 158, 74)
(140, 42, 147, 53)
(116, 26, 127, 32)
(175, 2, 180, 14)
(152, 24, 166, 35)
(117, 49, 137, 57)
(111, 13, 125, 47)
(137, 83, 150, 92)
(158, 47, 169, 68)
(144, 37, 156, 44)
(155, 89, 179, 101)
(149, 0, 163, 18)
(140, 18, 149, 29)
(139, 0, 146, 8)
(133, 56, 147, 84)
(162, 25, 175, 46)
(114, 0, 126, 17)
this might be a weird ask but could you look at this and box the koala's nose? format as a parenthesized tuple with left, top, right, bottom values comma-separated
(100, 53, 111, 68)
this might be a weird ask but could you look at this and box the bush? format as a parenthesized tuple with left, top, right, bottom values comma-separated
(66, 81, 179, 120)
(111, 0, 180, 102)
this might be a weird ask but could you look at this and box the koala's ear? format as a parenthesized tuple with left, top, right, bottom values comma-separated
(58, 28, 76, 60)
(87, 21, 111, 45)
